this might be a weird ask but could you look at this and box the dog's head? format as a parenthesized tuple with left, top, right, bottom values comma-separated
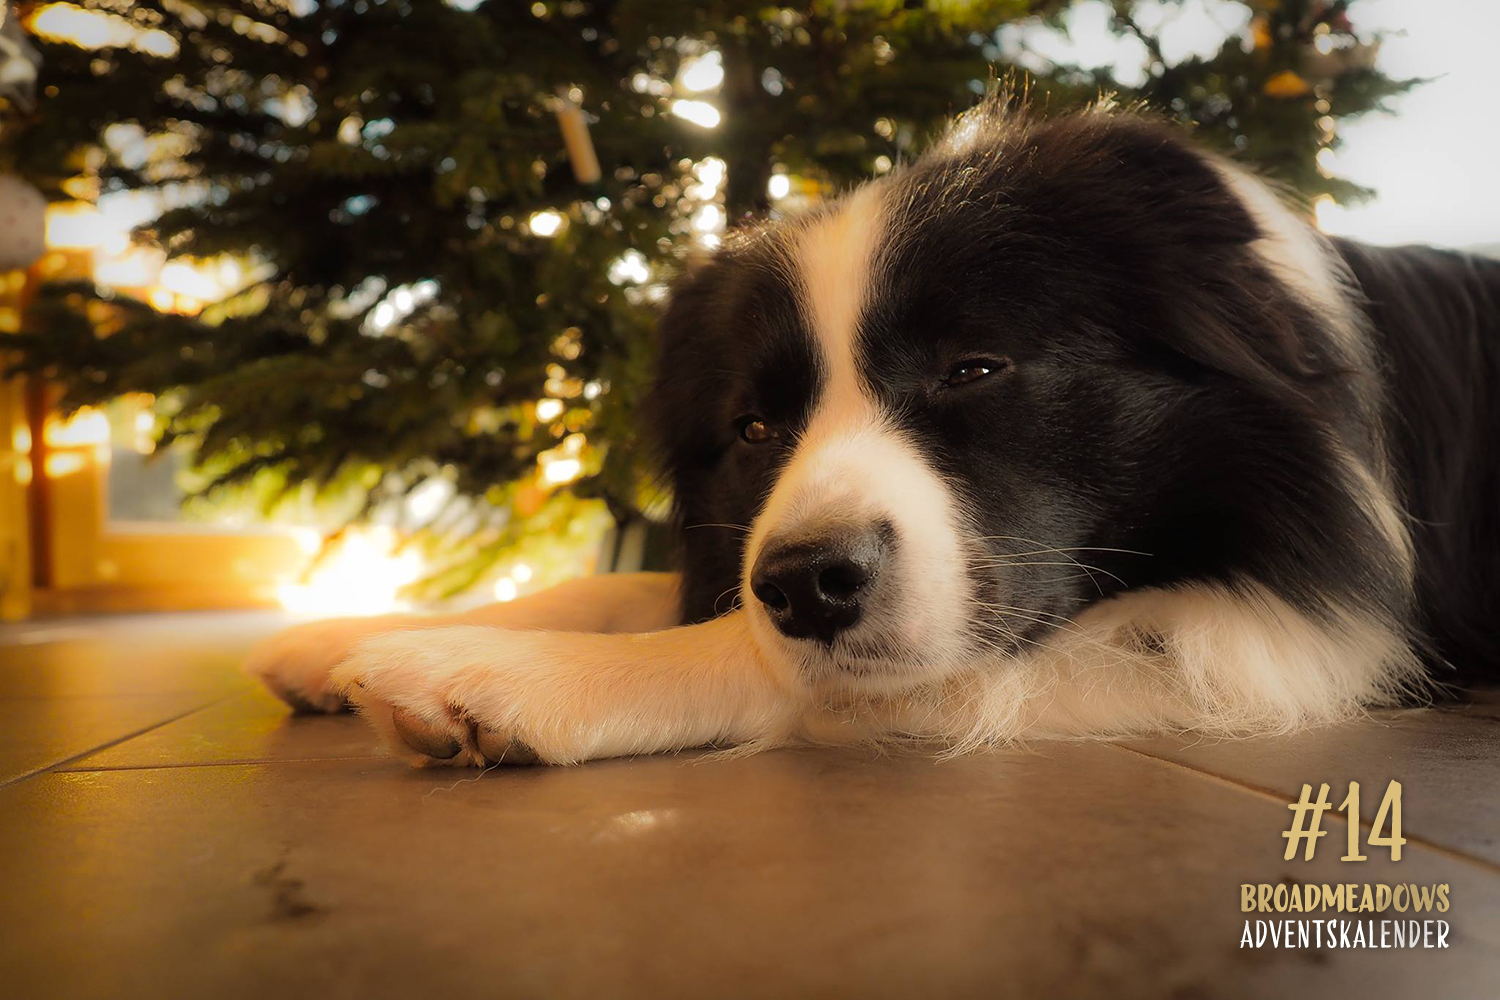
(652, 105, 1408, 692)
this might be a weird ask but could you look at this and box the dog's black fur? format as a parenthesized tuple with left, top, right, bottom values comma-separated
(1341, 240, 1500, 679)
(650, 108, 1499, 687)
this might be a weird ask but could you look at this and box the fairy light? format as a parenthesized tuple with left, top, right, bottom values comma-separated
(695, 157, 727, 190)
(607, 250, 650, 285)
(540, 456, 582, 485)
(528, 210, 565, 237)
(669, 99, 721, 129)
(537, 432, 587, 486)
(690, 203, 724, 234)
(363, 279, 438, 335)
(678, 51, 724, 92)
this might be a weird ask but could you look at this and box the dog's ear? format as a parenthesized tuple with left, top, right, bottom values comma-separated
(1016, 114, 1261, 252)
(896, 109, 1264, 287)
(655, 251, 722, 354)
(648, 251, 737, 474)
(653, 250, 738, 420)
(1010, 115, 1350, 392)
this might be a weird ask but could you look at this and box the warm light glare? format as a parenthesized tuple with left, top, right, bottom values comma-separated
(43, 453, 85, 477)
(276, 527, 426, 616)
(404, 477, 454, 521)
(92, 246, 165, 288)
(29, 3, 178, 57)
(293, 528, 323, 556)
(540, 456, 583, 485)
(159, 259, 230, 301)
(670, 99, 721, 129)
(44, 203, 105, 250)
(1313, 194, 1338, 232)
(44, 407, 110, 447)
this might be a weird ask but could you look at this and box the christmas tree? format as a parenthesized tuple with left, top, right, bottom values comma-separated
(0, 0, 1415, 597)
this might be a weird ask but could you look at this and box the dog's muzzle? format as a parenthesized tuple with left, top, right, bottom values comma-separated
(749, 522, 890, 646)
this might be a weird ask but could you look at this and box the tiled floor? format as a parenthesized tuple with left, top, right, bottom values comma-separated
(1, 614, 1496, 999)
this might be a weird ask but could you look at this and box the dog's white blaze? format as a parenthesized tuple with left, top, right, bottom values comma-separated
(742, 184, 972, 683)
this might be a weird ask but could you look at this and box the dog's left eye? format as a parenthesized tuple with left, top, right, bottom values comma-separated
(943, 358, 1009, 388)
(737, 416, 778, 444)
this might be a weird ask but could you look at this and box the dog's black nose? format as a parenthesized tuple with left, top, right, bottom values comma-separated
(750, 526, 888, 645)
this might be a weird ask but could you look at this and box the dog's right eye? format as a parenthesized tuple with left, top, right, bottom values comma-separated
(738, 416, 777, 444)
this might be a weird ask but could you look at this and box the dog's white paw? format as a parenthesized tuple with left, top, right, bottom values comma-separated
(245, 615, 415, 713)
(330, 626, 557, 767)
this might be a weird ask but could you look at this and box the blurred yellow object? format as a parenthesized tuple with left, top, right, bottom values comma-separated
(28, 3, 177, 57)
(43, 406, 109, 448)
(1250, 16, 1273, 51)
(1263, 70, 1311, 98)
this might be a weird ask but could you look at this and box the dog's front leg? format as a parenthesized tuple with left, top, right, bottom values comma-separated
(245, 572, 682, 713)
(330, 611, 798, 766)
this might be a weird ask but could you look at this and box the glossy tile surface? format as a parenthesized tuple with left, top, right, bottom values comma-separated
(1125, 706, 1500, 868)
(67, 687, 386, 770)
(0, 614, 1496, 999)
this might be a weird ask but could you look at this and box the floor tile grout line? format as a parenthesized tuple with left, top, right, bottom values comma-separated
(0, 694, 235, 791)
(54, 754, 393, 773)
(1105, 741, 1500, 877)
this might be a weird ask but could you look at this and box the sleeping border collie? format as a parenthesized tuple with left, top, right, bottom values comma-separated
(246, 102, 1499, 767)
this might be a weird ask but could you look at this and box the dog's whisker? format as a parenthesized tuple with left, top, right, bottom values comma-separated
(974, 543, 1153, 558)
(684, 522, 753, 534)
(969, 560, 1128, 589)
